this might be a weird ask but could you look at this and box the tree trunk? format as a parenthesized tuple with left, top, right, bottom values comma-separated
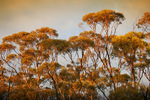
(131, 66, 136, 87)
(52, 77, 59, 100)
(7, 79, 10, 100)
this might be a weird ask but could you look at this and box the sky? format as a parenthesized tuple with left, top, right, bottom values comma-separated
(0, 0, 149, 85)
(0, 0, 150, 42)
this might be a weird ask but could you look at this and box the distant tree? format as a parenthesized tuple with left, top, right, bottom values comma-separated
(0, 27, 62, 100)
(81, 9, 125, 92)
(137, 12, 150, 33)
(112, 31, 147, 87)
(0, 10, 150, 100)
(109, 86, 143, 100)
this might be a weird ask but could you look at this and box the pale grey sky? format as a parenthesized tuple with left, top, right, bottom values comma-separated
(0, 0, 150, 42)
(0, 0, 149, 85)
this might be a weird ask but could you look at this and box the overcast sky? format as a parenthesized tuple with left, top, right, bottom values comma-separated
(0, 0, 150, 42)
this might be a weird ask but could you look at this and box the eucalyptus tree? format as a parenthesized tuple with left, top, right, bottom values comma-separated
(137, 11, 150, 84)
(137, 12, 150, 99)
(137, 11, 150, 33)
(81, 9, 125, 91)
(112, 31, 146, 87)
(0, 9, 150, 100)
(0, 60, 8, 99)
(0, 27, 64, 99)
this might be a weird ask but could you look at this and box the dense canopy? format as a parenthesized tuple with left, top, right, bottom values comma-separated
(0, 9, 150, 100)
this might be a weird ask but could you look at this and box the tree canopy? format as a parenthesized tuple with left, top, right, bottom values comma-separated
(0, 9, 150, 100)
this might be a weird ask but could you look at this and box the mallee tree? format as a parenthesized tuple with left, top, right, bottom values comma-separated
(0, 9, 150, 100)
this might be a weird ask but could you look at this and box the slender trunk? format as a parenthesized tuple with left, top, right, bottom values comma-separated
(117, 62, 121, 87)
(105, 34, 116, 90)
(149, 81, 150, 89)
(78, 72, 82, 97)
(1, 65, 3, 76)
(110, 74, 116, 90)
(7, 79, 10, 100)
(48, 72, 59, 100)
(36, 62, 40, 90)
(143, 87, 149, 100)
(91, 94, 93, 100)
(51, 75, 59, 100)
(80, 50, 84, 69)
(54, 83, 59, 100)
(52, 77, 59, 100)
(131, 66, 136, 87)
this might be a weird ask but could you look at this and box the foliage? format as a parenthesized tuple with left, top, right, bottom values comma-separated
(109, 86, 143, 100)
(0, 9, 149, 100)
